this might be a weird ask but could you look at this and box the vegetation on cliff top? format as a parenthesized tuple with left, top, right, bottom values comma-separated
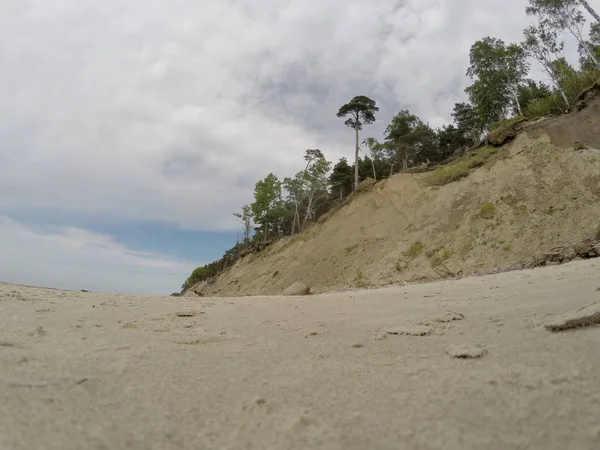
(181, 0, 600, 292)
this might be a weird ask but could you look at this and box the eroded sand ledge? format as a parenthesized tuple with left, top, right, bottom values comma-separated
(1, 260, 600, 449)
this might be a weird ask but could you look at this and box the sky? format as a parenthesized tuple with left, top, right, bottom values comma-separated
(0, 0, 593, 295)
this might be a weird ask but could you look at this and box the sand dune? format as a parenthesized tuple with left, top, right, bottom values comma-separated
(2, 260, 600, 449)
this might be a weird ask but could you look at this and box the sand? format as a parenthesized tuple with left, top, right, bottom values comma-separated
(2, 260, 600, 450)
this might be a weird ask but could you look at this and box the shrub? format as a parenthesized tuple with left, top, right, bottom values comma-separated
(524, 95, 561, 119)
(487, 116, 526, 146)
(405, 241, 425, 258)
(425, 146, 497, 186)
(430, 249, 451, 268)
(478, 202, 496, 219)
(345, 243, 359, 254)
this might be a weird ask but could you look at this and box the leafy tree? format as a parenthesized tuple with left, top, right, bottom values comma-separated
(233, 204, 253, 245)
(283, 149, 332, 233)
(329, 157, 354, 199)
(436, 124, 471, 160)
(361, 137, 385, 180)
(526, 0, 599, 68)
(578, 0, 600, 22)
(465, 37, 529, 129)
(337, 96, 379, 191)
(384, 110, 438, 171)
(251, 173, 284, 243)
(451, 102, 481, 146)
(579, 22, 600, 70)
(522, 22, 571, 107)
(515, 79, 556, 116)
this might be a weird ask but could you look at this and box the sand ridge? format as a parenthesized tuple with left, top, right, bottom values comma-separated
(1, 260, 600, 449)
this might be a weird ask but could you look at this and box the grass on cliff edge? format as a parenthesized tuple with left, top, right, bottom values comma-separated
(425, 146, 498, 186)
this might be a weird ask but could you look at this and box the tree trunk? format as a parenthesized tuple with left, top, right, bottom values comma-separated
(354, 127, 360, 190)
(263, 222, 267, 244)
(513, 92, 523, 116)
(371, 158, 377, 181)
(578, 0, 600, 22)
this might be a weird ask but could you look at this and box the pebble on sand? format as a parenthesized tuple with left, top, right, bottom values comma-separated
(282, 282, 311, 296)
(544, 301, 600, 332)
(383, 325, 432, 337)
(446, 344, 488, 359)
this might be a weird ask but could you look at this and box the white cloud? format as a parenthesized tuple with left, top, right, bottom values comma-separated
(0, 0, 587, 232)
(0, 216, 199, 295)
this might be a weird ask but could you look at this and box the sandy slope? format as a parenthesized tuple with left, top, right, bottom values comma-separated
(2, 261, 600, 450)
(191, 95, 600, 298)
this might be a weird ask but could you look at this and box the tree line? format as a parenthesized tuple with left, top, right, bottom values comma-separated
(180, 0, 600, 292)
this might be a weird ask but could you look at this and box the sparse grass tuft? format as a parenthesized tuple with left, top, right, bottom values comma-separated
(345, 243, 359, 254)
(502, 244, 512, 252)
(487, 116, 526, 146)
(354, 269, 370, 288)
(430, 249, 452, 268)
(574, 141, 588, 150)
(395, 259, 404, 272)
(425, 146, 498, 186)
(478, 202, 496, 219)
(405, 241, 425, 258)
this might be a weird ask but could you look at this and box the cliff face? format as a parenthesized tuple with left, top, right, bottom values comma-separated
(190, 89, 600, 297)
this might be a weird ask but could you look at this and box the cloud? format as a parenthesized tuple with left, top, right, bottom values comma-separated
(0, 0, 585, 233)
(0, 216, 199, 295)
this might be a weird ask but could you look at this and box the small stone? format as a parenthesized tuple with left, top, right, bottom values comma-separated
(351, 342, 364, 348)
(544, 252, 562, 263)
(562, 248, 577, 262)
(434, 311, 465, 323)
(574, 242, 592, 257)
(254, 397, 267, 406)
(282, 282, 311, 296)
(544, 301, 600, 332)
(372, 331, 387, 341)
(446, 344, 487, 359)
(593, 243, 600, 256)
(384, 325, 432, 336)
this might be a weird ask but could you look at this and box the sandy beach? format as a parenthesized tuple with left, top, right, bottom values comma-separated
(1, 260, 600, 450)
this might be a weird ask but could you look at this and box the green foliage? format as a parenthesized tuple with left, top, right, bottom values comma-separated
(452, 102, 481, 145)
(179, 0, 600, 293)
(487, 116, 527, 146)
(284, 149, 332, 233)
(354, 269, 370, 288)
(329, 157, 355, 199)
(425, 146, 498, 186)
(466, 37, 529, 129)
(430, 249, 452, 268)
(337, 95, 379, 191)
(384, 110, 438, 171)
(251, 173, 284, 243)
(345, 243, 359, 254)
(337, 96, 379, 131)
(524, 93, 562, 118)
(233, 204, 253, 244)
(405, 241, 425, 258)
(478, 202, 497, 219)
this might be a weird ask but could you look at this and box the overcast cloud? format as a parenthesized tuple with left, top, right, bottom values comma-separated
(0, 0, 550, 231)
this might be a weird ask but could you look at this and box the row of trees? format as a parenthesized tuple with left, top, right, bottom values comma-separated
(181, 0, 600, 291)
